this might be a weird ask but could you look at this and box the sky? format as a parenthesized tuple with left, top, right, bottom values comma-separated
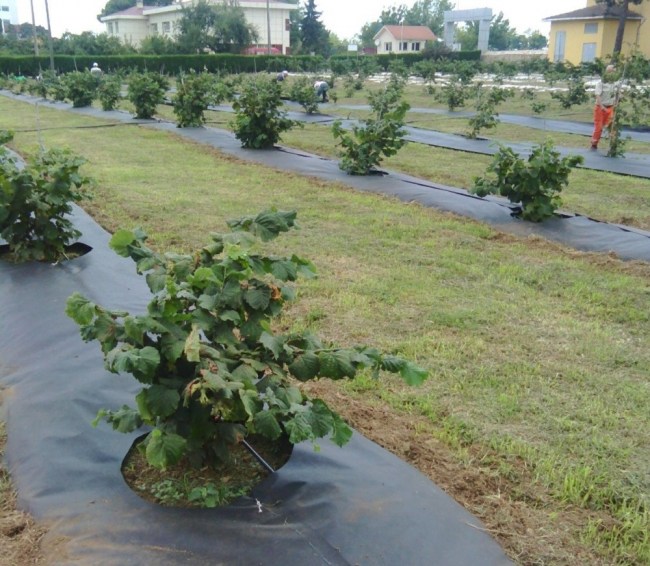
(16, 0, 587, 40)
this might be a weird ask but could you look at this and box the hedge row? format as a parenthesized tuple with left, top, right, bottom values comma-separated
(0, 51, 482, 77)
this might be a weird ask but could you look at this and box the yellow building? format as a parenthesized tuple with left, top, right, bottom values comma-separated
(545, 0, 650, 64)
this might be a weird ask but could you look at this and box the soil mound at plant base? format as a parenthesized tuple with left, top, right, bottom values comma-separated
(0, 205, 512, 565)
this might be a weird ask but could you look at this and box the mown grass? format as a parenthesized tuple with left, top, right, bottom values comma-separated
(3, 96, 650, 564)
(145, 102, 650, 231)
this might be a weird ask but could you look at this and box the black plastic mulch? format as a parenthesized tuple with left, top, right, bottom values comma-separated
(0, 207, 512, 565)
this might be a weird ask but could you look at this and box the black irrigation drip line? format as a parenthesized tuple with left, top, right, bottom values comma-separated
(13, 121, 148, 134)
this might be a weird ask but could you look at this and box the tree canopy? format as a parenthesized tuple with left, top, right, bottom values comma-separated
(176, 0, 258, 53)
(300, 0, 330, 55)
(454, 12, 547, 51)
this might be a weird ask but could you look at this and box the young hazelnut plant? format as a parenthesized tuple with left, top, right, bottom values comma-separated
(66, 210, 427, 471)
(0, 135, 92, 262)
(472, 140, 584, 222)
(332, 76, 410, 175)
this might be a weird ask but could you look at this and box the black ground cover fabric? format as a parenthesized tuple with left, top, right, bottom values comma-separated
(3, 91, 650, 262)
(0, 207, 512, 565)
(335, 104, 650, 144)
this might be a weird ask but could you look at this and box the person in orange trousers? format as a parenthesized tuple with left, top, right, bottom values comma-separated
(591, 64, 619, 150)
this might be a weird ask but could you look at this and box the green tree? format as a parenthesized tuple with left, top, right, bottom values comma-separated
(456, 12, 518, 51)
(300, 0, 330, 55)
(403, 0, 455, 35)
(98, 0, 173, 20)
(596, 0, 646, 56)
(54, 31, 133, 56)
(139, 34, 181, 54)
(177, 0, 258, 53)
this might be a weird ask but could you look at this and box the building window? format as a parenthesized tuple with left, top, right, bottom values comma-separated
(398, 41, 408, 51)
(107, 22, 114, 34)
(285, 18, 290, 31)
(384, 42, 392, 52)
(554, 31, 566, 62)
(411, 42, 420, 51)
(114, 21, 119, 33)
(1, 6, 9, 11)
(150, 23, 158, 34)
(584, 23, 598, 34)
(162, 21, 170, 33)
(582, 42, 597, 62)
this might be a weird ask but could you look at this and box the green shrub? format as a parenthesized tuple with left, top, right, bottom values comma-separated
(66, 210, 427, 470)
(173, 70, 230, 127)
(435, 75, 472, 111)
(550, 76, 589, 109)
(472, 141, 584, 222)
(287, 76, 319, 114)
(231, 76, 297, 148)
(98, 75, 123, 111)
(0, 144, 92, 262)
(332, 77, 410, 175)
(62, 71, 98, 108)
(127, 72, 167, 119)
(466, 87, 514, 139)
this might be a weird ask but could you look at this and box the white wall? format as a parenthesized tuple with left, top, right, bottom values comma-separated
(0, 0, 18, 28)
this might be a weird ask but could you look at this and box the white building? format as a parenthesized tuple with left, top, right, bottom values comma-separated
(0, 0, 18, 34)
(373, 25, 437, 55)
(101, 0, 295, 53)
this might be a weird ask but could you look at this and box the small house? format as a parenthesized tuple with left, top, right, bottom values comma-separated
(373, 25, 436, 55)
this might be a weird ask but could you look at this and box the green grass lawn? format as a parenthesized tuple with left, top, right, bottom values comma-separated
(3, 96, 650, 565)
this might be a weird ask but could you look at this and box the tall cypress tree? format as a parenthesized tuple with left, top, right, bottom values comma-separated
(300, 0, 329, 55)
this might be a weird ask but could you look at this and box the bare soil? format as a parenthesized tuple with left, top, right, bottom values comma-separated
(122, 434, 292, 508)
(1, 393, 46, 566)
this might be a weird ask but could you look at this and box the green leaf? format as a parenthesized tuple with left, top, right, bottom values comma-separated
(244, 286, 271, 311)
(95, 405, 142, 433)
(136, 390, 154, 422)
(259, 332, 283, 359)
(139, 385, 180, 419)
(318, 350, 357, 379)
(381, 355, 406, 373)
(109, 229, 136, 257)
(231, 363, 258, 382)
(146, 268, 167, 294)
(284, 411, 313, 444)
(253, 410, 282, 440)
(65, 292, 95, 325)
(239, 389, 262, 418)
(145, 429, 187, 470)
(330, 412, 353, 447)
(288, 352, 320, 381)
(184, 324, 201, 363)
(399, 361, 428, 386)
(107, 345, 160, 383)
(308, 399, 335, 438)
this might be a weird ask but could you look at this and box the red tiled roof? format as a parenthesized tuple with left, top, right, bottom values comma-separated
(376, 25, 437, 41)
